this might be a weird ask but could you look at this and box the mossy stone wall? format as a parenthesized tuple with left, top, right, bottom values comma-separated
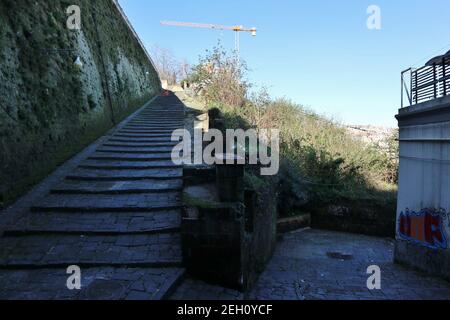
(0, 0, 161, 207)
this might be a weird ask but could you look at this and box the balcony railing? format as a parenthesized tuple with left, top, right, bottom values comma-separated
(401, 55, 450, 108)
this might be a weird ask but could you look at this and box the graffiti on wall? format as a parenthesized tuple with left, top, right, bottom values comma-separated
(398, 208, 448, 249)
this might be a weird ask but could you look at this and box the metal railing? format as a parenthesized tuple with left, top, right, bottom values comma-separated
(401, 56, 450, 108)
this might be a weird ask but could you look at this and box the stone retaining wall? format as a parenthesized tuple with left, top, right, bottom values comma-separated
(0, 0, 160, 207)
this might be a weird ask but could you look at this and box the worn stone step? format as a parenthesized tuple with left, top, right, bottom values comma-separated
(123, 125, 182, 129)
(108, 138, 178, 144)
(0, 267, 185, 300)
(131, 119, 184, 123)
(128, 120, 184, 124)
(31, 193, 181, 212)
(139, 110, 184, 113)
(118, 130, 176, 135)
(95, 148, 176, 155)
(131, 115, 184, 117)
(124, 122, 182, 126)
(51, 179, 183, 194)
(139, 111, 183, 114)
(129, 122, 183, 125)
(119, 128, 181, 134)
(103, 142, 178, 147)
(95, 149, 176, 155)
(4, 210, 181, 235)
(128, 117, 183, 121)
(79, 159, 180, 169)
(139, 110, 183, 113)
(124, 125, 182, 129)
(0, 233, 182, 268)
(88, 152, 175, 161)
(132, 119, 182, 122)
(112, 134, 175, 139)
(114, 132, 174, 136)
(111, 132, 179, 137)
(66, 169, 182, 181)
(96, 146, 175, 153)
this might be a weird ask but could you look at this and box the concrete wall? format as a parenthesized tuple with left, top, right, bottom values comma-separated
(0, 0, 161, 207)
(395, 95, 450, 280)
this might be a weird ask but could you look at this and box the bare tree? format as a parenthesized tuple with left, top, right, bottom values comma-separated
(150, 45, 190, 85)
(178, 58, 191, 83)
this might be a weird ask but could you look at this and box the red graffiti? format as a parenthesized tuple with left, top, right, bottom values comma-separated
(399, 209, 447, 249)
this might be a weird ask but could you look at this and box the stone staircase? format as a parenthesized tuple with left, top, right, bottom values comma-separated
(0, 94, 186, 300)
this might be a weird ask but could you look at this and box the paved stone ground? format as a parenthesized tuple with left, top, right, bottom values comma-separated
(170, 228, 450, 300)
(249, 229, 450, 300)
(0, 94, 187, 300)
(170, 277, 243, 300)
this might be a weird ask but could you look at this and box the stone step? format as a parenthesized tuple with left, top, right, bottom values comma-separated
(139, 111, 184, 114)
(127, 122, 183, 126)
(31, 193, 181, 212)
(139, 110, 184, 113)
(4, 210, 181, 235)
(107, 138, 178, 144)
(123, 125, 183, 129)
(96, 146, 175, 153)
(131, 119, 184, 122)
(133, 117, 183, 121)
(112, 134, 176, 139)
(0, 267, 185, 300)
(51, 179, 183, 194)
(114, 131, 174, 136)
(66, 167, 182, 180)
(88, 152, 175, 161)
(128, 120, 184, 124)
(125, 125, 182, 129)
(103, 142, 178, 147)
(79, 159, 181, 169)
(129, 122, 183, 125)
(119, 129, 181, 134)
(118, 125, 184, 134)
(119, 129, 177, 134)
(117, 132, 176, 136)
(132, 114, 184, 117)
(0, 233, 182, 268)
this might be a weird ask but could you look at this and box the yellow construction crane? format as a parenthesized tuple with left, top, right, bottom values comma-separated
(160, 21, 257, 57)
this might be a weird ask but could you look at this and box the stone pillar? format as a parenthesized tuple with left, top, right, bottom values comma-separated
(215, 154, 245, 203)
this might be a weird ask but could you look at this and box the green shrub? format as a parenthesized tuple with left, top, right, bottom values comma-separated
(188, 45, 398, 216)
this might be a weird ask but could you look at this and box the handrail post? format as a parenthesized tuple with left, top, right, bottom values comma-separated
(410, 69, 413, 105)
(433, 63, 437, 99)
(401, 72, 404, 108)
(414, 70, 418, 104)
(443, 57, 447, 97)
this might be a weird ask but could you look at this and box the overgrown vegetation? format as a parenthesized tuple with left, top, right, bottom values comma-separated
(185, 45, 398, 217)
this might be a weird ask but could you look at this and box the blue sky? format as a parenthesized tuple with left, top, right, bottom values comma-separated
(119, 0, 450, 127)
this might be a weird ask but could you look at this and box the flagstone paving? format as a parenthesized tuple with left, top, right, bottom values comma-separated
(171, 229, 450, 300)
